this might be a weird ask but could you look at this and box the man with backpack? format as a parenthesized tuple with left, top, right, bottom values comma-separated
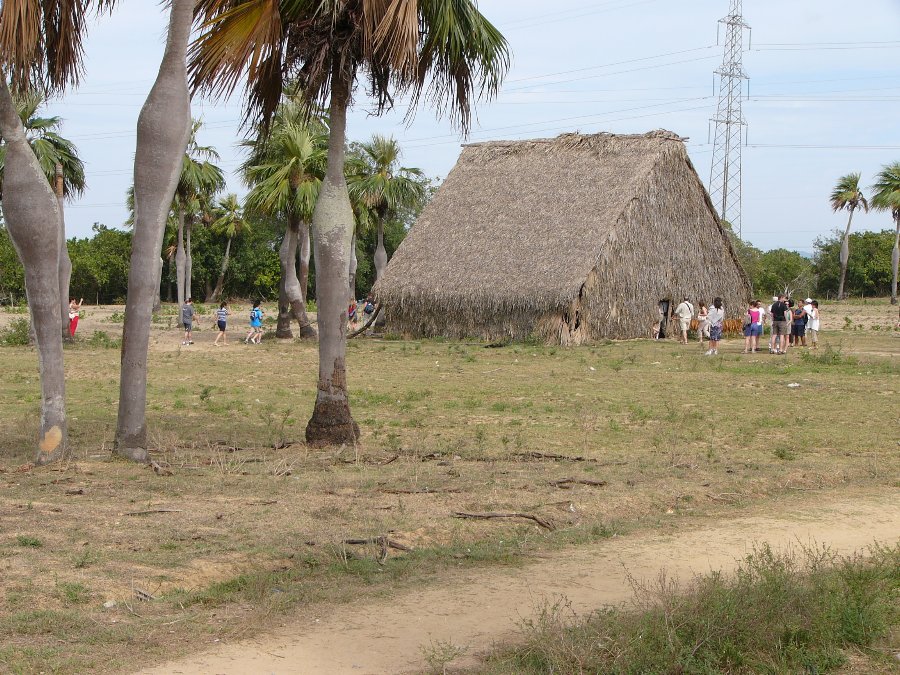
(769, 294, 790, 354)
(673, 296, 695, 345)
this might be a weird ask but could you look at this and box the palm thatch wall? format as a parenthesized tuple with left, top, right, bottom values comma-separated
(375, 131, 750, 344)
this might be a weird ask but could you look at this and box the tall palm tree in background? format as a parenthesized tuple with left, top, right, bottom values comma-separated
(209, 193, 250, 301)
(116, 0, 199, 462)
(175, 119, 225, 304)
(191, 0, 509, 447)
(871, 162, 900, 305)
(347, 135, 424, 286)
(0, 92, 87, 339)
(0, 0, 117, 464)
(241, 99, 325, 339)
(829, 172, 868, 300)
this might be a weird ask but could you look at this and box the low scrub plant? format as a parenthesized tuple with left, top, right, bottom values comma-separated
(0, 318, 30, 346)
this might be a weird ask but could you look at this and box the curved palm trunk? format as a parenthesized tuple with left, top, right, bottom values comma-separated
(0, 80, 68, 465)
(374, 219, 388, 282)
(185, 219, 193, 301)
(837, 207, 855, 300)
(210, 236, 232, 302)
(175, 208, 186, 305)
(305, 71, 359, 447)
(55, 165, 74, 341)
(892, 214, 899, 306)
(116, 0, 194, 462)
(299, 222, 311, 304)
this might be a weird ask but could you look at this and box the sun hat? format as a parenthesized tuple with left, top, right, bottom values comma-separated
(772, 296, 778, 301)
(804, 297, 812, 303)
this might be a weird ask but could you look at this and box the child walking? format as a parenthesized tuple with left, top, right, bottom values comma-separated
(244, 301, 263, 344)
(214, 301, 229, 346)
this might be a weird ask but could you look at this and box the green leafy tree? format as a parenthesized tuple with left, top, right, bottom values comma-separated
(755, 249, 816, 299)
(829, 173, 869, 300)
(347, 135, 424, 287)
(209, 193, 251, 301)
(870, 162, 900, 304)
(174, 119, 225, 305)
(191, 0, 510, 446)
(241, 98, 326, 338)
(813, 229, 894, 298)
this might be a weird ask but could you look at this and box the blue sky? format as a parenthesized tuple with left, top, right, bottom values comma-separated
(49, 0, 900, 254)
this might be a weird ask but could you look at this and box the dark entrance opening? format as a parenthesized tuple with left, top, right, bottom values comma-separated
(657, 299, 671, 339)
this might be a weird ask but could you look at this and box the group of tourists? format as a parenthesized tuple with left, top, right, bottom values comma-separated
(180, 299, 264, 346)
(669, 294, 821, 356)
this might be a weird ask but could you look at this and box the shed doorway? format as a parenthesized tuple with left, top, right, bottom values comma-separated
(656, 299, 671, 339)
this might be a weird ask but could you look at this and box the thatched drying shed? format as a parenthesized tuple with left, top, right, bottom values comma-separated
(375, 131, 751, 344)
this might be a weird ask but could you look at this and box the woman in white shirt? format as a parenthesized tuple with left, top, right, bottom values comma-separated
(706, 297, 725, 356)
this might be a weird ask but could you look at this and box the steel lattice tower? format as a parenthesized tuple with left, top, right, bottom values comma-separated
(709, 0, 749, 236)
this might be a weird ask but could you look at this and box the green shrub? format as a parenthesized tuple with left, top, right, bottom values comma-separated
(0, 318, 31, 346)
(83, 330, 121, 349)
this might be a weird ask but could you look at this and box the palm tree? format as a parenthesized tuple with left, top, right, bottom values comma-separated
(0, 91, 87, 340)
(241, 98, 326, 339)
(829, 173, 869, 300)
(174, 119, 225, 304)
(871, 162, 900, 305)
(347, 135, 424, 286)
(116, 0, 198, 462)
(209, 193, 251, 301)
(0, 1, 117, 464)
(191, 0, 510, 447)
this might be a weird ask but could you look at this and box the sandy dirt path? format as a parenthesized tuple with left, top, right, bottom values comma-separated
(139, 492, 899, 675)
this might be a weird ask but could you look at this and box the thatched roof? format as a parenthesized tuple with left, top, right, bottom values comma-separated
(377, 130, 747, 318)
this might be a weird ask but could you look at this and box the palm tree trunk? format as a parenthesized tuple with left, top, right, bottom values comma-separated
(305, 69, 360, 447)
(0, 79, 68, 465)
(175, 208, 186, 305)
(299, 222, 311, 303)
(892, 214, 899, 306)
(374, 219, 387, 283)
(185, 219, 193, 301)
(277, 224, 297, 338)
(152, 256, 163, 313)
(116, 0, 194, 462)
(286, 216, 316, 339)
(210, 236, 231, 302)
(55, 165, 74, 341)
(837, 207, 855, 300)
(348, 232, 358, 302)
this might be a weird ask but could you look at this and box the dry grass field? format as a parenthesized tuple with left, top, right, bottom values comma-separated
(0, 299, 897, 673)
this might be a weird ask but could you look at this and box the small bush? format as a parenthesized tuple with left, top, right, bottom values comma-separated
(16, 535, 42, 548)
(0, 318, 30, 346)
(84, 330, 121, 349)
(106, 310, 125, 323)
(800, 344, 857, 367)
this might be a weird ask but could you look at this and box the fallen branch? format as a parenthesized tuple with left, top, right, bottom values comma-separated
(380, 454, 400, 466)
(452, 511, 555, 531)
(246, 500, 278, 506)
(65, 487, 85, 495)
(381, 487, 461, 495)
(124, 509, 183, 517)
(514, 451, 595, 463)
(550, 478, 607, 489)
(348, 303, 381, 339)
(149, 460, 173, 476)
(343, 536, 412, 552)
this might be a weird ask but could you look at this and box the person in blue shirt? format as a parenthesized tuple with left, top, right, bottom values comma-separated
(244, 301, 264, 344)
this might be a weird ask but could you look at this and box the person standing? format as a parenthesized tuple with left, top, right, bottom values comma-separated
(214, 301, 230, 346)
(770, 295, 790, 354)
(767, 296, 778, 353)
(181, 298, 195, 345)
(742, 301, 762, 353)
(791, 300, 807, 347)
(705, 297, 725, 356)
(68, 298, 83, 337)
(808, 300, 820, 349)
(697, 301, 709, 347)
(673, 296, 694, 345)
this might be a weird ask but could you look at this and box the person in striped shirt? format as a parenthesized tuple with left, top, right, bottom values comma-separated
(213, 301, 230, 346)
